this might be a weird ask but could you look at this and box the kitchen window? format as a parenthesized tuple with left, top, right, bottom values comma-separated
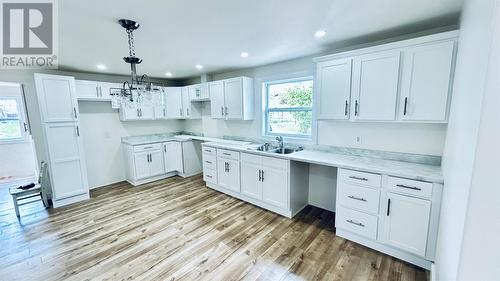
(0, 83, 29, 143)
(264, 77, 313, 138)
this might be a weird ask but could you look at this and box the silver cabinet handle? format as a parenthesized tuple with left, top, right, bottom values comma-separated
(143, 146, 152, 149)
(261, 170, 264, 181)
(258, 170, 262, 181)
(222, 152, 231, 156)
(73, 108, 77, 119)
(206, 175, 212, 178)
(396, 184, 422, 191)
(204, 149, 212, 153)
(187, 108, 190, 116)
(164, 144, 166, 152)
(205, 161, 212, 164)
(346, 220, 365, 227)
(99, 86, 103, 97)
(224, 106, 228, 116)
(163, 108, 166, 117)
(76, 125, 80, 136)
(349, 176, 368, 181)
(354, 100, 359, 116)
(221, 106, 224, 117)
(137, 108, 140, 117)
(344, 100, 349, 116)
(150, 153, 152, 162)
(179, 108, 183, 116)
(347, 195, 366, 202)
(96, 86, 100, 97)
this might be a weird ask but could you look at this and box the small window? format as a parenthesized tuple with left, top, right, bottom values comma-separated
(0, 98, 24, 140)
(264, 77, 313, 138)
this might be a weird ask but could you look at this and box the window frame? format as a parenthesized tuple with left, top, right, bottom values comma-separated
(0, 82, 29, 144)
(263, 76, 314, 140)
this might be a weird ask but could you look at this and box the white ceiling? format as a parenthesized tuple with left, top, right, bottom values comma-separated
(59, 0, 464, 79)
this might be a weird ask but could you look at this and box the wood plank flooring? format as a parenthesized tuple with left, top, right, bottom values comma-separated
(0, 175, 429, 281)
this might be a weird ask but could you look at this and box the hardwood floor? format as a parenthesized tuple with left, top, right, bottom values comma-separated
(0, 175, 429, 281)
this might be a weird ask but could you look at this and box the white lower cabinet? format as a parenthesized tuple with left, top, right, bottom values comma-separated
(261, 163, 288, 209)
(383, 192, 431, 257)
(123, 140, 199, 186)
(335, 168, 441, 270)
(241, 160, 263, 200)
(217, 157, 240, 192)
(163, 142, 182, 173)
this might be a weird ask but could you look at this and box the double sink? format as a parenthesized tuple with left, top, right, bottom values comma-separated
(247, 143, 302, 155)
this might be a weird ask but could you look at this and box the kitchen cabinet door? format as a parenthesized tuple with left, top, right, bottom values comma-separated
(223, 78, 243, 119)
(164, 142, 182, 173)
(35, 74, 79, 123)
(383, 192, 431, 256)
(316, 58, 352, 120)
(182, 87, 191, 118)
(134, 151, 150, 180)
(241, 161, 263, 200)
(217, 158, 240, 193)
(351, 51, 401, 121)
(99, 82, 121, 101)
(209, 81, 225, 119)
(400, 40, 455, 121)
(44, 122, 88, 200)
(189, 83, 210, 101)
(262, 166, 288, 209)
(165, 87, 183, 119)
(148, 150, 165, 177)
(154, 106, 167, 119)
(138, 106, 154, 120)
(75, 80, 100, 100)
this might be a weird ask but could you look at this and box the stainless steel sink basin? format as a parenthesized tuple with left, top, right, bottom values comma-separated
(270, 148, 297, 154)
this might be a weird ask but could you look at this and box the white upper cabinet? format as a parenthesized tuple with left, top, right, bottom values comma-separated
(209, 81, 225, 119)
(189, 83, 210, 101)
(119, 104, 154, 121)
(399, 41, 456, 122)
(222, 77, 254, 120)
(34, 74, 79, 123)
(351, 50, 401, 121)
(314, 31, 458, 123)
(165, 87, 184, 119)
(182, 87, 201, 119)
(75, 80, 120, 101)
(316, 58, 352, 120)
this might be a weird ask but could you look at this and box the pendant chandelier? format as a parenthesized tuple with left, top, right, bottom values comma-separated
(110, 19, 165, 108)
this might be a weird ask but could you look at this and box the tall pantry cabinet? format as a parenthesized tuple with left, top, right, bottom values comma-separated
(34, 74, 90, 207)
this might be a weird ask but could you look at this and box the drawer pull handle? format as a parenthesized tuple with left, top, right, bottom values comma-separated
(346, 220, 365, 227)
(222, 153, 231, 156)
(347, 195, 367, 202)
(396, 184, 422, 191)
(204, 149, 212, 152)
(206, 175, 212, 178)
(349, 176, 368, 181)
(143, 146, 153, 149)
(205, 161, 212, 164)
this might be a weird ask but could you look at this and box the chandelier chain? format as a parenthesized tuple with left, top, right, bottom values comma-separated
(126, 29, 135, 57)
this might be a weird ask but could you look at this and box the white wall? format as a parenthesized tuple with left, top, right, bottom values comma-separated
(435, 0, 497, 280)
(0, 140, 37, 181)
(0, 69, 183, 188)
(455, 2, 500, 280)
(184, 52, 448, 156)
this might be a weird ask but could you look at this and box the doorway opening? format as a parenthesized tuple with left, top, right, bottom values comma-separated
(0, 82, 38, 187)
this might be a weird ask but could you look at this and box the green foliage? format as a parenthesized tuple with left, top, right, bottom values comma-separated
(281, 84, 313, 134)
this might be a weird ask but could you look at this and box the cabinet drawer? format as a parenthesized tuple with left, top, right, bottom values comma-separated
(133, 143, 162, 152)
(338, 182, 380, 214)
(262, 156, 288, 171)
(339, 169, 381, 188)
(203, 168, 217, 184)
(217, 149, 240, 160)
(387, 176, 433, 198)
(336, 206, 378, 240)
(203, 154, 216, 170)
(202, 146, 216, 156)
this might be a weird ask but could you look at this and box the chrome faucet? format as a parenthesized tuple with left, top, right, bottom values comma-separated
(275, 136, 284, 149)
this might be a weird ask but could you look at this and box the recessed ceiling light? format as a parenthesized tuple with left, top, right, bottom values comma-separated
(240, 52, 249, 58)
(195, 64, 203, 70)
(314, 30, 326, 39)
(165, 72, 172, 77)
(96, 64, 107, 70)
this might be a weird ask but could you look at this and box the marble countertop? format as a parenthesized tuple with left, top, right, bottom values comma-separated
(202, 142, 444, 183)
(121, 134, 251, 146)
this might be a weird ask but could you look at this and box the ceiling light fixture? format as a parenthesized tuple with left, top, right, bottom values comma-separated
(110, 19, 164, 105)
(96, 64, 107, 70)
(195, 64, 203, 70)
(240, 52, 249, 58)
(165, 72, 172, 77)
(314, 30, 326, 39)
